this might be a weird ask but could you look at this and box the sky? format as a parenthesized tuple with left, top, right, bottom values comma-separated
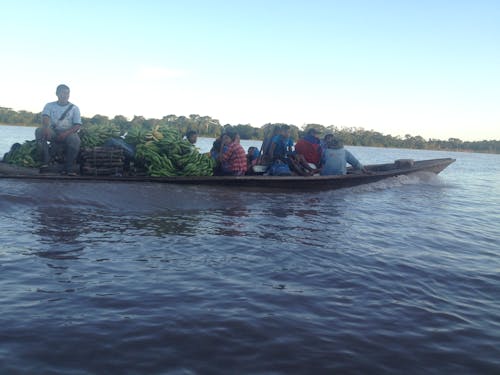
(1, 0, 499, 141)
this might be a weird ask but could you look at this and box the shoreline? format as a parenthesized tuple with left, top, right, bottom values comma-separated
(1, 123, 498, 155)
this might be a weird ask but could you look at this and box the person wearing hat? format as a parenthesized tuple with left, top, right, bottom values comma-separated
(294, 128, 322, 167)
(320, 136, 367, 175)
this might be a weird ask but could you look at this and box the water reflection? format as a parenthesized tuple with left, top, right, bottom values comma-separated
(205, 207, 249, 237)
(32, 206, 86, 259)
(189, 195, 348, 248)
(28, 187, 348, 252)
(128, 214, 203, 237)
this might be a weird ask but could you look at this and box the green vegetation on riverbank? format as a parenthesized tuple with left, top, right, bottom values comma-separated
(1, 106, 498, 154)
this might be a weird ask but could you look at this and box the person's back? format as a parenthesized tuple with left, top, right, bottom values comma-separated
(321, 138, 363, 175)
(321, 147, 348, 175)
(295, 129, 321, 165)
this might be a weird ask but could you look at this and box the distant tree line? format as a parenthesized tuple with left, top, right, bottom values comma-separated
(1, 106, 498, 154)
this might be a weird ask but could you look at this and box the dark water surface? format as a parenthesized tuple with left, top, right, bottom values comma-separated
(1, 126, 499, 374)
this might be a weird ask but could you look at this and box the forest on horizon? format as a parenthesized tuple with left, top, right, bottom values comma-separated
(1, 107, 498, 154)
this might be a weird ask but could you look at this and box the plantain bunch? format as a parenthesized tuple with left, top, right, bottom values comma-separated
(173, 149, 215, 176)
(124, 125, 151, 146)
(3, 140, 40, 167)
(135, 142, 177, 176)
(80, 123, 122, 148)
(134, 126, 214, 176)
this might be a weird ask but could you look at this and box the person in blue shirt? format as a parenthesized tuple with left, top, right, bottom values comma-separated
(268, 125, 293, 161)
(321, 135, 367, 175)
(260, 125, 280, 164)
(247, 146, 260, 167)
(267, 125, 316, 176)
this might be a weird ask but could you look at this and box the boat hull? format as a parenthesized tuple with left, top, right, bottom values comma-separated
(0, 158, 455, 191)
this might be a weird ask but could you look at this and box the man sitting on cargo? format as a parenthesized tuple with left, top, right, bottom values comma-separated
(35, 84, 82, 175)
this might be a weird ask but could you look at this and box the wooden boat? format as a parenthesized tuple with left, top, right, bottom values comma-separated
(0, 158, 455, 191)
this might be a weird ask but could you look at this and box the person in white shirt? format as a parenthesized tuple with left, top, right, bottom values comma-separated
(35, 84, 82, 175)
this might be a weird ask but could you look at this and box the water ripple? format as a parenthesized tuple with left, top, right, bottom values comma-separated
(1, 152, 500, 373)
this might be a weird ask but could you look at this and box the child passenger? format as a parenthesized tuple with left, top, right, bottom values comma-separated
(247, 146, 260, 167)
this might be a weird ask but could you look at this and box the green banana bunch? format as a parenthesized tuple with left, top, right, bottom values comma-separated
(178, 152, 215, 176)
(124, 126, 150, 146)
(135, 143, 177, 176)
(133, 127, 215, 176)
(80, 123, 122, 148)
(158, 125, 182, 142)
(144, 125, 164, 141)
(3, 140, 40, 167)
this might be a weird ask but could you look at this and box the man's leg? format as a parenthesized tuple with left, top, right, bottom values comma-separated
(63, 133, 81, 174)
(35, 127, 53, 167)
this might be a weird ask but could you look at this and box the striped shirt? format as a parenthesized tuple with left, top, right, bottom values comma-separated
(222, 142, 248, 174)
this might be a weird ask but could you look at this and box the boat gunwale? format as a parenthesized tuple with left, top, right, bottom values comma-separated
(0, 158, 456, 189)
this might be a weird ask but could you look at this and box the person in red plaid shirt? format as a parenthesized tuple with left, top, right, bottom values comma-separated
(219, 130, 248, 176)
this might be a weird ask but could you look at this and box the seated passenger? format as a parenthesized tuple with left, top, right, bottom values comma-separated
(268, 125, 293, 161)
(35, 84, 82, 175)
(219, 131, 247, 176)
(321, 136, 367, 175)
(210, 135, 226, 175)
(295, 128, 322, 167)
(210, 136, 222, 161)
(260, 126, 281, 164)
(268, 125, 315, 176)
(247, 146, 260, 168)
(185, 130, 198, 145)
(320, 133, 333, 150)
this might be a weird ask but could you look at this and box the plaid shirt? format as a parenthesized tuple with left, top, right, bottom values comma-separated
(222, 142, 248, 174)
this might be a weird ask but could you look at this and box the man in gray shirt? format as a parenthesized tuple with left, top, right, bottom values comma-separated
(36, 84, 82, 175)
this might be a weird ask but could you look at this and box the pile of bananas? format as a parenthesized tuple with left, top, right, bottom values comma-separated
(135, 125, 214, 176)
(3, 140, 39, 167)
(124, 125, 150, 146)
(80, 123, 121, 148)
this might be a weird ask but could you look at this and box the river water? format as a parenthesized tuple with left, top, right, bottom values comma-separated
(1, 125, 499, 374)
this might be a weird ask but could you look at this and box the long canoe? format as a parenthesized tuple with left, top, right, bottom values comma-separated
(0, 158, 455, 191)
